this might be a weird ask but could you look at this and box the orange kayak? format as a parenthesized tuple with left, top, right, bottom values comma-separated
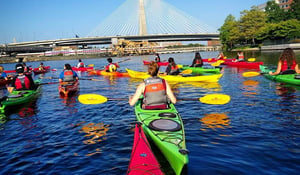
(58, 81, 79, 97)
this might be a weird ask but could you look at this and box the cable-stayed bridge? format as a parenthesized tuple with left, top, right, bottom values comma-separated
(1, 0, 219, 53)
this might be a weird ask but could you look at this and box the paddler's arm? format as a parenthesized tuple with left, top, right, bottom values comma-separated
(269, 61, 282, 75)
(165, 81, 176, 104)
(129, 83, 145, 106)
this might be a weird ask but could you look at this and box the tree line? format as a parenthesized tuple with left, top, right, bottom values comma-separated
(219, 0, 300, 50)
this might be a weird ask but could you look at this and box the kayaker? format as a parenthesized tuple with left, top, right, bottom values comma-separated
(105, 58, 119, 72)
(154, 53, 161, 63)
(38, 62, 45, 71)
(59, 63, 79, 82)
(191, 52, 203, 67)
(0, 66, 8, 80)
(217, 52, 225, 59)
(22, 62, 32, 73)
(129, 61, 177, 109)
(7, 63, 36, 93)
(269, 48, 300, 75)
(234, 51, 244, 62)
(165, 57, 180, 75)
(77, 59, 85, 68)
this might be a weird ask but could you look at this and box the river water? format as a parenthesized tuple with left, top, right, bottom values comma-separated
(0, 50, 299, 175)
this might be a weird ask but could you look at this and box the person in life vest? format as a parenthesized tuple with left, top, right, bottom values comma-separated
(165, 57, 180, 75)
(234, 51, 245, 62)
(22, 62, 32, 74)
(59, 64, 79, 82)
(269, 48, 300, 75)
(217, 52, 225, 59)
(38, 62, 45, 71)
(0, 65, 8, 80)
(105, 58, 119, 72)
(129, 61, 176, 110)
(77, 59, 85, 68)
(154, 53, 161, 62)
(7, 63, 36, 93)
(191, 52, 203, 67)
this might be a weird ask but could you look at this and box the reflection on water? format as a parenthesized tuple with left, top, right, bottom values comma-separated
(242, 79, 259, 98)
(200, 113, 230, 131)
(79, 122, 110, 156)
(60, 96, 78, 114)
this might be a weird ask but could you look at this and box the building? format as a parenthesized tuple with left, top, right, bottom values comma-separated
(257, 0, 294, 11)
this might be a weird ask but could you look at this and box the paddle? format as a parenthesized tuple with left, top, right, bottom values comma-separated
(88, 64, 95, 67)
(242, 71, 261, 77)
(39, 77, 102, 81)
(247, 58, 256, 62)
(78, 93, 230, 105)
(211, 60, 225, 67)
(181, 69, 192, 74)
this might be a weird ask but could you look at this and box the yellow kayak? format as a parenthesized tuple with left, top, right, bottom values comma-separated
(126, 68, 222, 82)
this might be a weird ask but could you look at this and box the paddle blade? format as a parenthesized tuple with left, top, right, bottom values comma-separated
(242, 71, 260, 77)
(247, 58, 256, 62)
(181, 69, 192, 74)
(211, 60, 224, 67)
(200, 94, 230, 105)
(88, 64, 95, 67)
(78, 94, 108, 104)
(177, 64, 183, 69)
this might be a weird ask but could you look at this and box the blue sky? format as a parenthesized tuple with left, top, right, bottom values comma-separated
(0, 0, 267, 44)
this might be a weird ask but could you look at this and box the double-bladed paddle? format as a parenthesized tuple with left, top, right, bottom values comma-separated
(78, 93, 231, 105)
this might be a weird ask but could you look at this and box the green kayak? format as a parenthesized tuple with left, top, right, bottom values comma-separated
(259, 65, 300, 86)
(134, 98, 188, 175)
(180, 66, 221, 74)
(0, 80, 41, 113)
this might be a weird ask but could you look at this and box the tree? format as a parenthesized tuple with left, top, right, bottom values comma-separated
(288, 0, 300, 20)
(218, 15, 240, 50)
(239, 7, 267, 45)
(265, 1, 287, 23)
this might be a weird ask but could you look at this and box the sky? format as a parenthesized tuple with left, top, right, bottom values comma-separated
(0, 0, 268, 44)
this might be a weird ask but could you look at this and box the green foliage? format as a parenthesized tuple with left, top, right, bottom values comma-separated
(289, 0, 300, 20)
(265, 1, 286, 23)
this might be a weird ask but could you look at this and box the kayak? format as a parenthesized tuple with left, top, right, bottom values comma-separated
(202, 58, 234, 63)
(223, 61, 263, 69)
(72, 67, 94, 72)
(0, 80, 41, 113)
(58, 81, 79, 97)
(32, 66, 50, 75)
(134, 98, 188, 175)
(180, 66, 221, 74)
(127, 123, 164, 175)
(0, 78, 12, 87)
(143, 60, 169, 66)
(259, 65, 300, 86)
(88, 70, 129, 77)
(126, 68, 222, 82)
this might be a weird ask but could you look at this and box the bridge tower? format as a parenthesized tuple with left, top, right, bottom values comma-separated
(139, 0, 147, 36)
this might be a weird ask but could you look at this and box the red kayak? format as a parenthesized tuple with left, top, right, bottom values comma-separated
(143, 60, 169, 66)
(32, 66, 50, 75)
(223, 61, 263, 69)
(72, 67, 94, 72)
(127, 124, 163, 175)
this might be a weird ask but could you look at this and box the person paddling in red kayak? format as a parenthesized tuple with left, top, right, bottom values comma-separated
(105, 58, 119, 72)
(129, 61, 176, 109)
(269, 48, 300, 75)
(191, 52, 203, 67)
(59, 64, 79, 82)
(77, 59, 85, 68)
(7, 63, 36, 93)
(154, 53, 161, 63)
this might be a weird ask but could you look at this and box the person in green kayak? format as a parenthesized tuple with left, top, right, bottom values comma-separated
(269, 48, 300, 75)
(59, 63, 79, 82)
(165, 57, 180, 75)
(191, 52, 203, 67)
(7, 63, 36, 93)
(129, 61, 176, 109)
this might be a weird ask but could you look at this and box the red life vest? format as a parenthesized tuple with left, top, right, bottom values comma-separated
(143, 77, 168, 109)
(79, 62, 84, 67)
(15, 75, 31, 90)
(281, 60, 296, 72)
(63, 70, 75, 82)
